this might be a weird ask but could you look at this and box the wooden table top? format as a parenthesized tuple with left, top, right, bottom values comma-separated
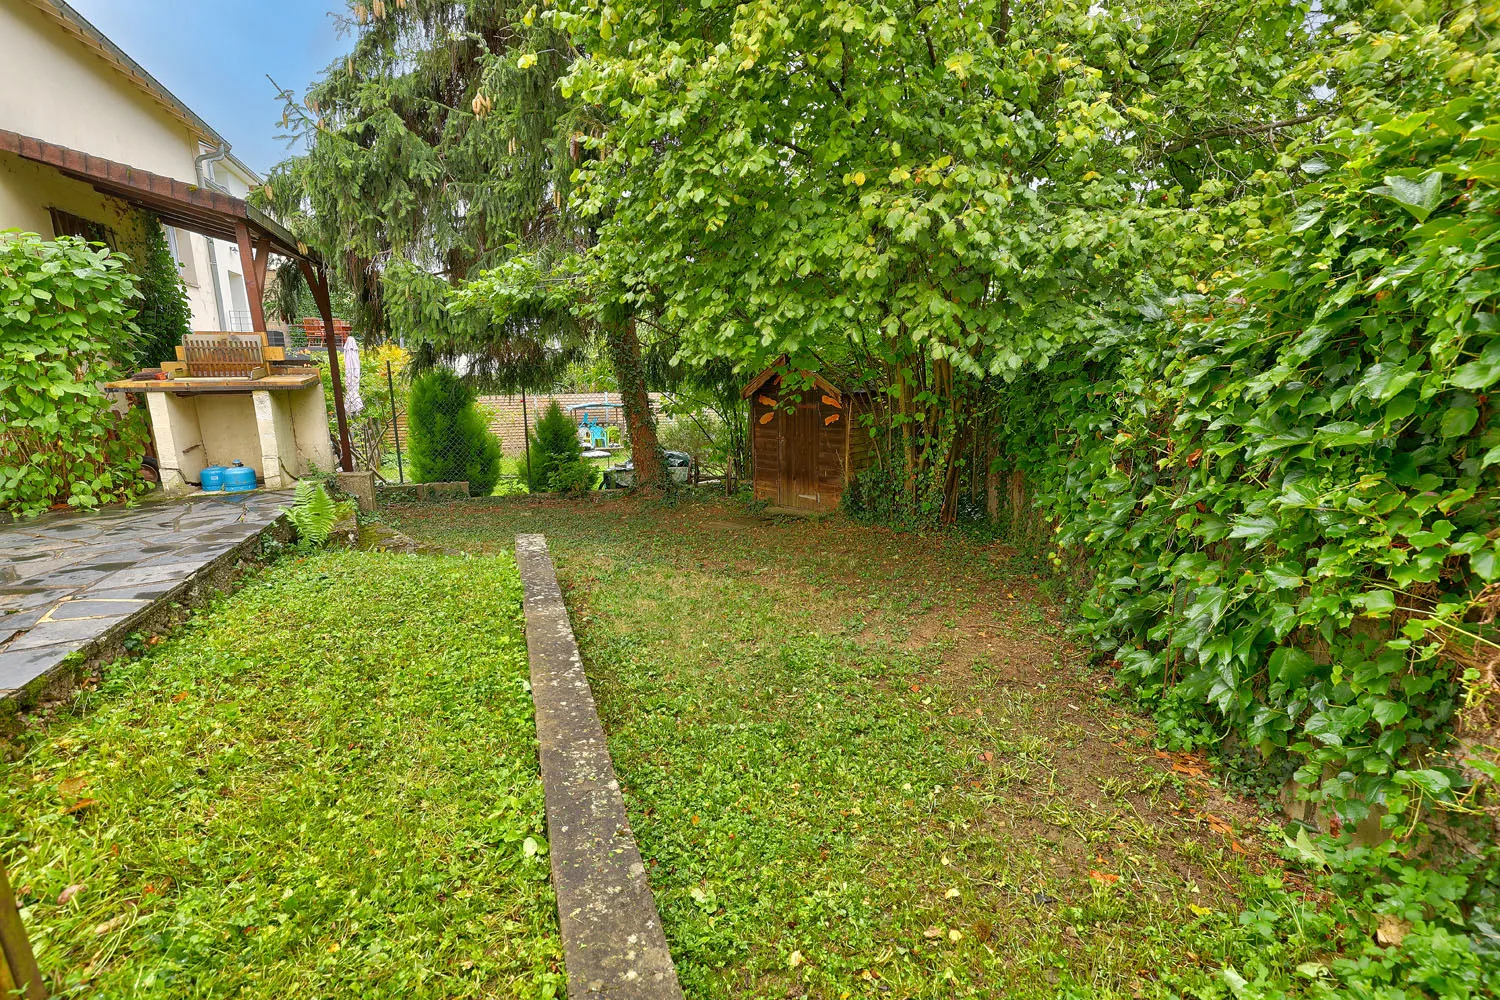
(106, 372, 322, 394)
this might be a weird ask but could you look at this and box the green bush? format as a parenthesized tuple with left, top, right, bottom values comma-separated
(1221, 833, 1500, 1000)
(524, 401, 583, 492)
(0, 230, 150, 517)
(547, 459, 599, 494)
(405, 368, 501, 497)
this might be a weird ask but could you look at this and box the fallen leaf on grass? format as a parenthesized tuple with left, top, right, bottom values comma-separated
(1087, 870, 1120, 884)
(61, 798, 98, 815)
(788, 949, 804, 968)
(1198, 813, 1234, 836)
(58, 775, 88, 797)
(923, 926, 944, 939)
(58, 883, 84, 905)
(1375, 914, 1411, 947)
(93, 914, 129, 936)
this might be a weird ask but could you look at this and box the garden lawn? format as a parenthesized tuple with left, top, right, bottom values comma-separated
(387, 494, 1333, 1000)
(0, 550, 563, 999)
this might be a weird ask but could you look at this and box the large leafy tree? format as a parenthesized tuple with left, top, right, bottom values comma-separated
(552, 0, 1344, 515)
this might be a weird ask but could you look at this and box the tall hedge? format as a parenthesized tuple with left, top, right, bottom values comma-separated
(405, 368, 501, 497)
(990, 27, 1500, 832)
(0, 231, 150, 517)
(128, 216, 191, 368)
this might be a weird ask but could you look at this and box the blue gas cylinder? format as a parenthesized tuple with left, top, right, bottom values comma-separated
(222, 461, 257, 493)
(199, 466, 227, 492)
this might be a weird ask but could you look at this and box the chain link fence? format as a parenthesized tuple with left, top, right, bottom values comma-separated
(359, 364, 534, 495)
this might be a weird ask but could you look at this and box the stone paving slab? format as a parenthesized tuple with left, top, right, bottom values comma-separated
(0, 492, 288, 700)
(515, 534, 684, 1000)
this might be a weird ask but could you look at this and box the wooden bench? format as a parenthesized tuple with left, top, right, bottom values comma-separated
(163, 333, 287, 380)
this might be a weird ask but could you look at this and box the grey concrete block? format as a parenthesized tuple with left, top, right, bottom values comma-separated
(335, 471, 377, 512)
(516, 534, 684, 1000)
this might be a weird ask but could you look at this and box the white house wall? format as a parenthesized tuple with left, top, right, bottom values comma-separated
(0, 1, 203, 179)
(0, 0, 267, 334)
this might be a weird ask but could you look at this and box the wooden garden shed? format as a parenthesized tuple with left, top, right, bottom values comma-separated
(743, 358, 876, 512)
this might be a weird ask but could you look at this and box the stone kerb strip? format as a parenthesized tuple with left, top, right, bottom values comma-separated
(514, 534, 683, 1000)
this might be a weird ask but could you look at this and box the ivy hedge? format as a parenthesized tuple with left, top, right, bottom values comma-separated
(993, 46, 1500, 833)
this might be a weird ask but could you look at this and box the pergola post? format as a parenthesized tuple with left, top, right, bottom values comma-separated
(299, 259, 353, 472)
(0, 861, 44, 1000)
(232, 220, 269, 333)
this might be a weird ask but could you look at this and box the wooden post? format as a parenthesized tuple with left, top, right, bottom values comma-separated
(232, 221, 266, 333)
(0, 861, 44, 1000)
(386, 360, 404, 484)
(297, 259, 353, 472)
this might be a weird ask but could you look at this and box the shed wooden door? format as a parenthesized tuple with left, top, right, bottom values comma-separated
(779, 401, 822, 509)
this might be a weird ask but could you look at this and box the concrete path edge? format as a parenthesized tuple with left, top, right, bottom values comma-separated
(515, 534, 684, 1000)
(1, 514, 293, 724)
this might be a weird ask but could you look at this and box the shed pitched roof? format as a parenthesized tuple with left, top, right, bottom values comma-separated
(741, 356, 846, 401)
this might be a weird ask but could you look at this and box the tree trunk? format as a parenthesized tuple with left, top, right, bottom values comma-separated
(604, 315, 667, 489)
(986, 441, 999, 523)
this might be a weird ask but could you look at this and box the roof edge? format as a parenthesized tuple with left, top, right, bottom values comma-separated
(26, 0, 264, 183)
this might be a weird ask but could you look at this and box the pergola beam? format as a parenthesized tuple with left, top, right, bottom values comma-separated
(0, 127, 353, 472)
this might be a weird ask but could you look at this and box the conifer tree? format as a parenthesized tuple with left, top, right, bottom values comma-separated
(263, 0, 666, 484)
(128, 216, 191, 368)
(524, 400, 582, 492)
(406, 367, 501, 496)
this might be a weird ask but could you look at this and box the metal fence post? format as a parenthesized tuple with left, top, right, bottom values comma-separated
(0, 861, 44, 999)
(520, 387, 532, 489)
(386, 360, 404, 484)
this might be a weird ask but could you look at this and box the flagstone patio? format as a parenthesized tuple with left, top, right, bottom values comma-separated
(0, 492, 288, 699)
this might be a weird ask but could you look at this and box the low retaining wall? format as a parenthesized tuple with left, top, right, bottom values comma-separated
(515, 534, 683, 999)
(376, 481, 470, 503)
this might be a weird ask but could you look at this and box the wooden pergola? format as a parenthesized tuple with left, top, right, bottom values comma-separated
(0, 128, 353, 471)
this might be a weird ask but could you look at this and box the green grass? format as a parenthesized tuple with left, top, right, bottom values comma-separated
(0, 550, 563, 999)
(385, 494, 1335, 1000)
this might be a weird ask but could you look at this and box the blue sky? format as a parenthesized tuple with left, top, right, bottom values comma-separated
(68, 0, 348, 177)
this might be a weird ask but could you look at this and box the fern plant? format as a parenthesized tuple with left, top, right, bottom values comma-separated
(281, 479, 356, 546)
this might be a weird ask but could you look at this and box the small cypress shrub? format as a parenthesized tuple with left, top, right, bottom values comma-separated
(406, 368, 502, 496)
(524, 401, 584, 492)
